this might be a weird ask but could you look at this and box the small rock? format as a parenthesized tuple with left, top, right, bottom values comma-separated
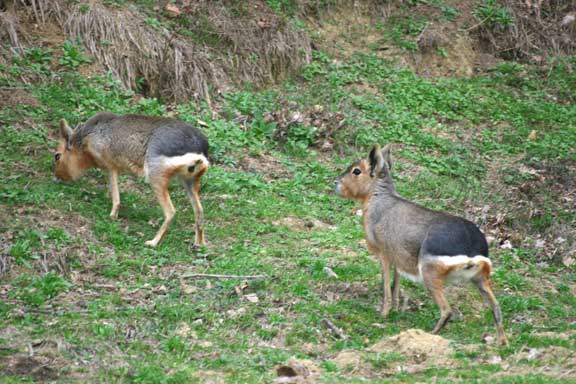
(527, 348, 541, 360)
(226, 307, 247, 317)
(488, 355, 502, 364)
(245, 293, 259, 303)
(535, 239, 546, 248)
(323, 267, 339, 279)
(555, 237, 567, 244)
(561, 12, 575, 27)
(482, 334, 496, 345)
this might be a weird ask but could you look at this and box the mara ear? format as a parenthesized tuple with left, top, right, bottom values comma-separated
(369, 144, 384, 177)
(381, 144, 393, 171)
(59, 119, 74, 141)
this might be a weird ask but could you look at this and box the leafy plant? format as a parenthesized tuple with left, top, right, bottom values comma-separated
(14, 272, 72, 306)
(387, 16, 427, 51)
(474, 0, 514, 30)
(59, 40, 92, 69)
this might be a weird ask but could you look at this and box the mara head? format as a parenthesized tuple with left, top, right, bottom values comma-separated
(335, 144, 394, 202)
(53, 119, 92, 181)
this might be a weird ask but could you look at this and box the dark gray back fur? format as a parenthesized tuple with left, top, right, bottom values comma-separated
(71, 113, 208, 165)
(369, 149, 488, 260)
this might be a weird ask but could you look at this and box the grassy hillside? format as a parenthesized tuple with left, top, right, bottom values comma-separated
(1, 1, 575, 382)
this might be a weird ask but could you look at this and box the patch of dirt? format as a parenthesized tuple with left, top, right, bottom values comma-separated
(370, 329, 456, 367)
(0, 88, 40, 109)
(534, 330, 576, 340)
(0, 335, 72, 381)
(191, 370, 226, 384)
(272, 216, 335, 231)
(237, 152, 291, 181)
(481, 154, 576, 265)
(489, 346, 576, 381)
(312, 1, 506, 78)
(513, 346, 576, 367)
(23, 19, 65, 47)
(332, 350, 363, 372)
(316, 10, 381, 58)
(1, 355, 61, 381)
(315, 281, 371, 303)
(0, 205, 113, 280)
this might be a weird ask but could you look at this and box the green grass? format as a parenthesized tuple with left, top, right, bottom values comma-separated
(0, 30, 575, 383)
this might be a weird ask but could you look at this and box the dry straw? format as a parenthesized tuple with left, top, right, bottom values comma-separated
(1, 0, 313, 102)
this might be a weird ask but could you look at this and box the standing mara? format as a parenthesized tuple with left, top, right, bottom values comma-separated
(336, 144, 507, 345)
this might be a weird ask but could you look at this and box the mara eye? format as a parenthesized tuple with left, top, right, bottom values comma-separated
(352, 168, 362, 175)
(55, 153, 62, 161)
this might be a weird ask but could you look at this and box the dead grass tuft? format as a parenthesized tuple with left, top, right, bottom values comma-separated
(3, 0, 311, 102)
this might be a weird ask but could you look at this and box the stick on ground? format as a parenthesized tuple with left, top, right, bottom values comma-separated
(181, 273, 266, 280)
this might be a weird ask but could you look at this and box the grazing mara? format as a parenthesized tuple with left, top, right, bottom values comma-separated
(53, 112, 209, 248)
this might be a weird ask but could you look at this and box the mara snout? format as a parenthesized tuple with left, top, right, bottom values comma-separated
(53, 112, 209, 248)
(336, 144, 507, 345)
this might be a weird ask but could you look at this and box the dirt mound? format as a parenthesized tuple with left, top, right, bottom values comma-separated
(274, 358, 322, 383)
(370, 329, 455, 366)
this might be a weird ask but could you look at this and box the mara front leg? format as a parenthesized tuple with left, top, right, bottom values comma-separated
(109, 169, 120, 219)
(392, 267, 400, 311)
(378, 255, 393, 317)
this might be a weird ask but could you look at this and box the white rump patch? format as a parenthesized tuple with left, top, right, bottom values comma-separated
(161, 153, 209, 169)
(424, 255, 492, 283)
(397, 255, 492, 285)
(145, 153, 209, 180)
(432, 255, 491, 267)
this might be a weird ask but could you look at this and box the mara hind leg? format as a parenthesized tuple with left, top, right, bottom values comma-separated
(183, 174, 205, 247)
(145, 176, 176, 248)
(473, 275, 507, 345)
(422, 264, 452, 334)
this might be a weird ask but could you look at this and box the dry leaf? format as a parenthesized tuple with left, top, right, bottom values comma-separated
(164, 4, 181, 17)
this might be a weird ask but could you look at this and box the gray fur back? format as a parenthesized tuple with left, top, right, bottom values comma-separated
(72, 113, 208, 168)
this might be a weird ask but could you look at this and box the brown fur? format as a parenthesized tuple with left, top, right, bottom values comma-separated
(336, 144, 507, 345)
(53, 113, 209, 248)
